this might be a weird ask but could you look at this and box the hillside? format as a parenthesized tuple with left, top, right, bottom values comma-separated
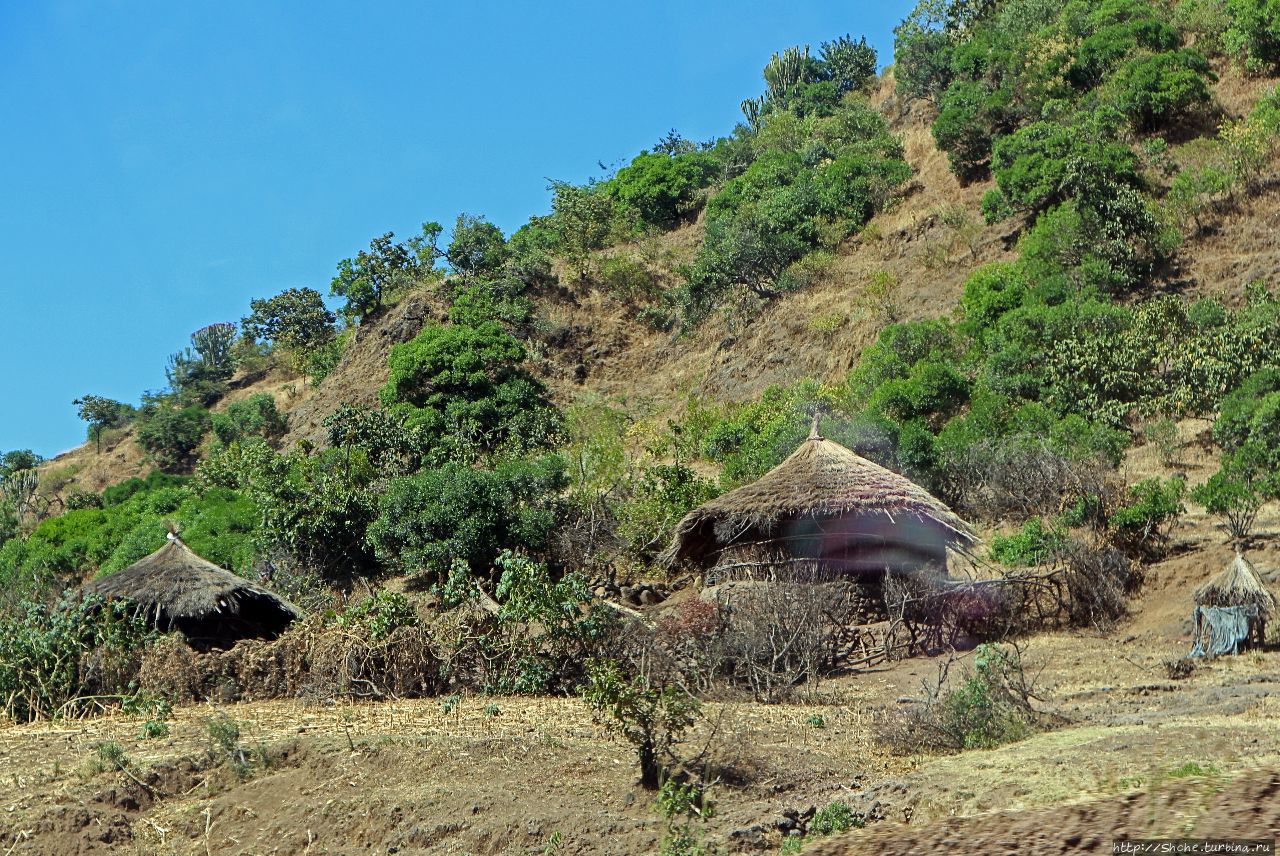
(6, 1, 1280, 852)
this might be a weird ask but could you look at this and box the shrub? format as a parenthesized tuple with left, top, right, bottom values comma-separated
(547, 180, 619, 279)
(135, 405, 211, 473)
(991, 121, 1139, 213)
(961, 263, 1028, 336)
(810, 801, 863, 836)
(1107, 50, 1215, 129)
(878, 643, 1040, 754)
(599, 256, 661, 302)
(990, 518, 1067, 566)
(609, 151, 720, 228)
(380, 321, 562, 458)
(483, 552, 616, 694)
(447, 280, 533, 328)
(933, 80, 1000, 180)
(338, 590, 419, 641)
(366, 456, 566, 582)
(1225, 0, 1280, 70)
(616, 463, 718, 562)
(893, 1, 956, 101)
(1109, 476, 1185, 550)
(196, 439, 379, 578)
(0, 595, 154, 722)
(211, 393, 287, 446)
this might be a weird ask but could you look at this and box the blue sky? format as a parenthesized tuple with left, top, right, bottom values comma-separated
(0, 1, 907, 458)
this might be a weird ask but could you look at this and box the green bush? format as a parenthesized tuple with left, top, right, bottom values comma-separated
(939, 644, 1035, 750)
(380, 321, 562, 459)
(608, 151, 720, 228)
(0, 595, 154, 721)
(338, 590, 419, 641)
(933, 80, 1003, 180)
(366, 456, 566, 582)
(197, 439, 379, 578)
(211, 394, 287, 446)
(447, 281, 533, 328)
(961, 263, 1028, 335)
(810, 801, 862, 836)
(1109, 477, 1185, 548)
(1213, 369, 1280, 452)
(990, 518, 1066, 566)
(991, 121, 1140, 213)
(1225, 0, 1280, 70)
(598, 257, 661, 302)
(1107, 50, 1214, 129)
(446, 213, 509, 280)
(135, 405, 211, 473)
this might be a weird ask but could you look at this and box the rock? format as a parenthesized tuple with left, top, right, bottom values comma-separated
(638, 588, 662, 606)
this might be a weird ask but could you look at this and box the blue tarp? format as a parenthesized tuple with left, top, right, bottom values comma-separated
(1189, 605, 1259, 657)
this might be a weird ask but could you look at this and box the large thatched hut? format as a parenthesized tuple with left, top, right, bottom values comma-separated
(1191, 552, 1276, 653)
(660, 421, 976, 586)
(83, 536, 300, 649)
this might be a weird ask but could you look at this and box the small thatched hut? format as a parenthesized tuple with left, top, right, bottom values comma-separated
(660, 421, 976, 586)
(1191, 552, 1276, 652)
(83, 536, 300, 649)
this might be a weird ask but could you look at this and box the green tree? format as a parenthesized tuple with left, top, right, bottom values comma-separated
(820, 34, 878, 94)
(73, 395, 133, 454)
(1192, 445, 1280, 543)
(580, 659, 702, 789)
(331, 231, 421, 321)
(547, 180, 618, 279)
(366, 456, 566, 581)
(609, 151, 720, 228)
(380, 322, 561, 457)
(1225, 0, 1280, 70)
(241, 288, 337, 351)
(134, 405, 211, 473)
(1107, 50, 1214, 130)
(446, 214, 509, 280)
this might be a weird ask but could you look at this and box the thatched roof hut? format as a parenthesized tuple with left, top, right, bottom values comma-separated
(1194, 552, 1277, 615)
(660, 422, 976, 580)
(83, 536, 300, 648)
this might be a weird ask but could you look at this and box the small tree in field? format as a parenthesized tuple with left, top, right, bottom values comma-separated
(73, 395, 132, 453)
(580, 658, 701, 789)
(1193, 445, 1280, 544)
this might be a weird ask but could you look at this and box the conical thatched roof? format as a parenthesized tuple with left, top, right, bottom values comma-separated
(83, 537, 300, 641)
(1194, 552, 1277, 615)
(660, 423, 976, 568)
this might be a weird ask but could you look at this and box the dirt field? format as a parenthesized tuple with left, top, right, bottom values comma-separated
(3, 608, 1280, 855)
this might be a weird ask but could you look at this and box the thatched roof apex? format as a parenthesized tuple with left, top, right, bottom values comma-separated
(1194, 552, 1278, 615)
(83, 537, 301, 626)
(660, 425, 975, 567)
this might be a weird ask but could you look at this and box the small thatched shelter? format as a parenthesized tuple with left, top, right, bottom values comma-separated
(1191, 552, 1276, 653)
(660, 421, 976, 585)
(83, 536, 300, 649)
